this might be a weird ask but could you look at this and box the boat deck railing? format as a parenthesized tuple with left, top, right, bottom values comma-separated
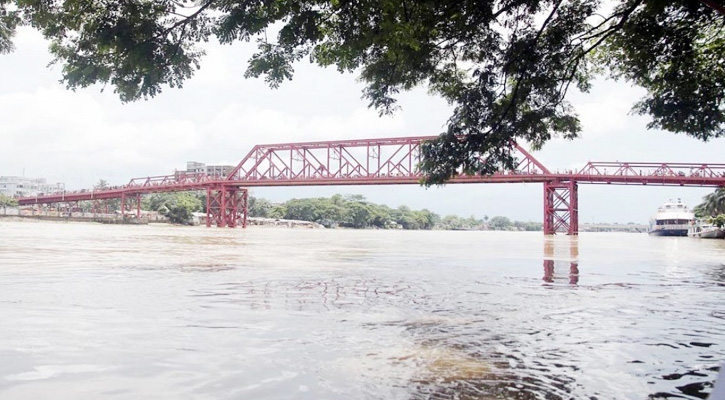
(652, 224, 691, 231)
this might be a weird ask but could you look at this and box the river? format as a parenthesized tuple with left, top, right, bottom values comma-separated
(1, 220, 724, 399)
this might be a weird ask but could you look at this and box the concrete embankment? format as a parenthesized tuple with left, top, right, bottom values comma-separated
(247, 217, 325, 228)
(1, 214, 150, 225)
(2, 208, 324, 228)
(1, 207, 159, 225)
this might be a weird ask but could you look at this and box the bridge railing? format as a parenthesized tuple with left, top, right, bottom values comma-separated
(126, 172, 221, 188)
(576, 162, 725, 179)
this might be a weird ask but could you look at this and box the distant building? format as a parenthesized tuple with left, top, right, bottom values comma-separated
(0, 176, 64, 197)
(177, 161, 235, 179)
(204, 164, 235, 177)
(186, 161, 206, 174)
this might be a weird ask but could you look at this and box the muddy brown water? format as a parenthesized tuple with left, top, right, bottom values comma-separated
(1, 220, 724, 399)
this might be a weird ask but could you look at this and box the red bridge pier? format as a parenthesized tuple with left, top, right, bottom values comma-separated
(120, 193, 142, 220)
(206, 186, 248, 228)
(543, 180, 579, 235)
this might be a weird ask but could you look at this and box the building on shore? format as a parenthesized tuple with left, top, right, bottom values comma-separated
(0, 176, 64, 198)
(177, 161, 235, 179)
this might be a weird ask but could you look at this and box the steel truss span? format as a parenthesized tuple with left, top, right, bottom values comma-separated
(17, 136, 725, 234)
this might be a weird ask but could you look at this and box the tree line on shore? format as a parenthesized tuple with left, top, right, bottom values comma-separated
(0, 187, 540, 230)
(136, 191, 542, 231)
(84, 180, 545, 230)
(171, 192, 544, 230)
(141, 187, 723, 229)
(247, 193, 543, 231)
(4, 185, 723, 229)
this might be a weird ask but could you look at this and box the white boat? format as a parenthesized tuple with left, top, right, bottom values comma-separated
(687, 219, 725, 239)
(648, 199, 694, 236)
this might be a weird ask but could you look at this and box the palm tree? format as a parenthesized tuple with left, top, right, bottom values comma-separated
(94, 179, 109, 190)
(694, 188, 725, 217)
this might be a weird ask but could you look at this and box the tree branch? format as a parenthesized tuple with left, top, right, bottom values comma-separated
(491, 0, 564, 134)
(163, 0, 216, 36)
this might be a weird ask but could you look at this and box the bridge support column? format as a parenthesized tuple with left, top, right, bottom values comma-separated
(543, 181, 578, 235)
(120, 193, 142, 220)
(91, 199, 109, 216)
(121, 193, 126, 218)
(63, 201, 78, 217)
(206, 186, 248, 228)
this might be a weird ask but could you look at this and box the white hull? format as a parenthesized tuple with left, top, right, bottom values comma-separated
(649, 226, 689, 236)
(688, 227, 725, 239)
(649, 199, 694, 237)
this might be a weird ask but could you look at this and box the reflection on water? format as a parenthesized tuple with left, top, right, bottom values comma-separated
(0, 221, 724, 399)
(543, 237, 579, 285)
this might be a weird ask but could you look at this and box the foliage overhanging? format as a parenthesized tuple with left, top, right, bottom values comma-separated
(2, 0, 723, 184)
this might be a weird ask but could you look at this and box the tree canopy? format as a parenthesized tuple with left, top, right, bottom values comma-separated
(0, 194, 18, 208)
(143, 192, 204, 224)
(694, 187, 725, 217)
(251, 194, 441, 229)
(246, 193, 541, 230)
(2, 0, 723, 184)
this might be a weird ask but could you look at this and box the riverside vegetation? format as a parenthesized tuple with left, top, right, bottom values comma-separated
(157, 192, 542, 231)
(40, 187, 541, 231)
(694, 187, 725, 228)
(247, 194, 542, 231)
(8, 186, 725, 230)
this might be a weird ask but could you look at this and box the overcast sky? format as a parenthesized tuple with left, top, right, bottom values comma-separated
(1, 27, 723, 223)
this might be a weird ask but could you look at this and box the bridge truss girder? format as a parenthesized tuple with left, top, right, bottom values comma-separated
(227, 136, 549, 184)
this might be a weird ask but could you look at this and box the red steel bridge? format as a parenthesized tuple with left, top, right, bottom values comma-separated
(17, 135, 725, 235)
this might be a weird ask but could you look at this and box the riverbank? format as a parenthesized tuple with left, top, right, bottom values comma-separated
(0, 214, 149, 224)
(247, 217, 325, 228)
(2, 213, 652, 232)
(0, 213, 325, 229)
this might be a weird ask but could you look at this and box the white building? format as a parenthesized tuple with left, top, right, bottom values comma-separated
(179, 162, 235, 178)
(0, 176, 64, 198)
(186, 161, 206, 174)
